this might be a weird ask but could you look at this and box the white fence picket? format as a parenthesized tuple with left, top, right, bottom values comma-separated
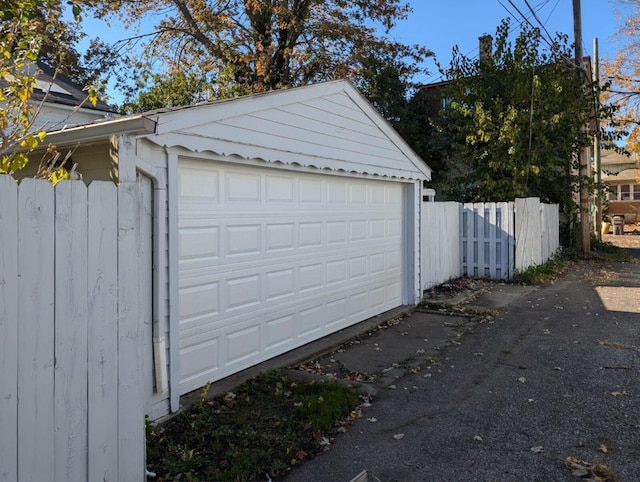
(117, 181, 146, 481)
(17, 178, 56, 482)
(421, 202, 462, 289)
(87, 182, 119, 482)
(541, 203, 560, 262)
(54, 181, 89, 482)
(0, 176, 18, 482)
(515, 198, 543, 272)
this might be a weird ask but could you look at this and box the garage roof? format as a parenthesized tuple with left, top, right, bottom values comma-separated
(44, 80, 431, 181)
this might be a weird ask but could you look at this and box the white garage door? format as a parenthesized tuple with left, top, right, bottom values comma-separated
(178, 158, 405, 394)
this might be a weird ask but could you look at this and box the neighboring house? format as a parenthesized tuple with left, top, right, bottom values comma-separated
(601, 150, 640, 223)
(29, 60, 115, 131)
(37, 79, 432, 420)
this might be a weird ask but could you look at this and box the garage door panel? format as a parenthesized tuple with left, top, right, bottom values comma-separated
(180, 282, 220, 319)
(298, 305, 324, 338)
(266, 175, 295, 202)
(265, 223, 295, 252)
(178, 159, 406, 394)
(225, 324, 261, 366)
(180, 337, 220, 387)
(265, 315, 295, 351)
(225, 172, 261, 202)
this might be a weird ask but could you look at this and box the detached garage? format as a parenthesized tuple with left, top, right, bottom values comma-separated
(42, 80, 431, 419)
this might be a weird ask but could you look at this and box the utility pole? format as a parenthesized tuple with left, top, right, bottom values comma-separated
(593, 38, 603, 242)
(573, 0, 591, 253)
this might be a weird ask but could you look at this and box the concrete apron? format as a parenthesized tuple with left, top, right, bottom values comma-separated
(288, 283, 539, 395)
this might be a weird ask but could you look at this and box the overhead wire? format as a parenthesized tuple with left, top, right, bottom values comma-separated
(420, 0, 548, 85)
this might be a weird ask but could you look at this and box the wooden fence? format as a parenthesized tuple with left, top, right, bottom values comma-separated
(0, 176, 561, 481)
(421, 197, 560, 289)
(0, 176, 146, 482)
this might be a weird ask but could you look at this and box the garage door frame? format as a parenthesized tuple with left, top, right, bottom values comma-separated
(166, 150, 420, 411)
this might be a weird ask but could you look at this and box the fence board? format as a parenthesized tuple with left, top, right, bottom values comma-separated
(54, 182, 89, 482)
(87, 182, 119, 482)
(117, 181, 146, 481)
(515, 198, 543, 271)
(421, 202, 461, 289)
(17, 178, 55, 481)
(0, 176, 18, 482)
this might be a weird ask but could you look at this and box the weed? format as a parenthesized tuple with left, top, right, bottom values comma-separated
(588, 240, 630, 262)
(146, 369, 360, 481)
(514, 253, 568, 285)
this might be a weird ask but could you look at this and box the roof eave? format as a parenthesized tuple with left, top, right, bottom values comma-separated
(43, 116, 157, 146)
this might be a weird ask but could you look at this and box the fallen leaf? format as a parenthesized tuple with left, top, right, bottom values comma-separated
(393, 433, 405, 440)
(599, 445, 608, 454)
(388, 384, 397, 390)
(367, 417, 377, 423)
(517, 376, 527, 383)
(473, 435, 483, 442)
(611, 390, 628, 397)
(565, 456, 618, 481)
(554, 367, 562, 371)
(530, 446, 544, 453)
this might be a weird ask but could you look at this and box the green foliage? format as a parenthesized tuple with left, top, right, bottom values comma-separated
(421, 19, 622, 217)
(0, 0, 94, 179)
(440, 20, 587, 209)
(146, 370, 360, 481)
(120, 71, 213, 114)
(514, 253, 568, 285)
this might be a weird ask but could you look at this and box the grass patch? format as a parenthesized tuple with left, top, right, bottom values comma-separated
(515, 240, 630, 285)
(514, 253, 568, 285)
(146, 370, 361, 481)
(587, 239, 631, 262)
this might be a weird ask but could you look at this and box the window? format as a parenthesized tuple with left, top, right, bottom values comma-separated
(634, 184, 640, 201)
(621, 184, 631, 200)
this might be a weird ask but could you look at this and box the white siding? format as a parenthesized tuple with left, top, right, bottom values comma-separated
(150, 81, 430, 181)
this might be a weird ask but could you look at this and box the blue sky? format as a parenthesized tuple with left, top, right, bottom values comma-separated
(80, 1, 626, 100)
(393, 0, 624, 85)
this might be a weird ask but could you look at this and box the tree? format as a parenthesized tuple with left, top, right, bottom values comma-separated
(1, 0, 95, 180)
(120, 71, 213, 114)
(431, 19, 609, 217)
(602, 1, 640, 154)
(87, 0, 431, 103)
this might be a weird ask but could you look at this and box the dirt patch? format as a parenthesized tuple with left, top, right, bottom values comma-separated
(423, 277, 490, 301)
